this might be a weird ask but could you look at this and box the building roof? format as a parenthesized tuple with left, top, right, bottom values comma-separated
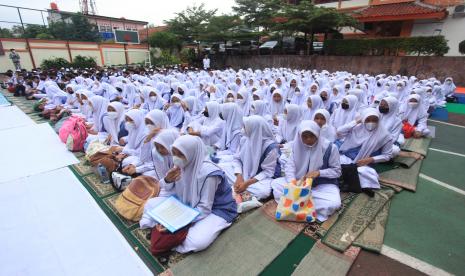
(352, 1, 447, 21)
(48, 9, 148, 25)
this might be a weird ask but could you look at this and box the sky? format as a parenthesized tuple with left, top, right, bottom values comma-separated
(0, 0, 236, 28)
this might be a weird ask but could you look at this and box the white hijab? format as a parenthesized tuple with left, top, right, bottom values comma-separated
(400, 94, 427, 125)
(239, 116, 276, 180)
(302, 95, 324, 120)
(89, 95, 109, 132)
(330, 95, 358, 129)
(172, 135, 219, 207)
(219, 102, 243, 149)
(292, 120, 331, 178)
(379, 96, 401, 133)
(279, 104, 302, 142)
(106, 101, 125, 145)
(124, 109, 147, 151)
(339, 108, 390, 162)
(313, 109, 336, 142)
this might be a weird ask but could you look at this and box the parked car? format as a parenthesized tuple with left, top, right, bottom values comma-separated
(239, 40, 259, 55)
(259, 41, 280, 55)
(225, 41, 240, 55)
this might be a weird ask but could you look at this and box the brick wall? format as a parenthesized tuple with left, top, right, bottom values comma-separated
(219, 55, 465, 85)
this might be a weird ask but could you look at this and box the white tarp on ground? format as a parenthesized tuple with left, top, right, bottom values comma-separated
(0, 167, 152, 276)
(0, 123, 79, 183)
(0, 105, 35, 131)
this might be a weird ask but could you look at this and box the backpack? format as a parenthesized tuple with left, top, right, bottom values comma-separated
(58, 115, 88, 152)
(114, 175, 160, 221)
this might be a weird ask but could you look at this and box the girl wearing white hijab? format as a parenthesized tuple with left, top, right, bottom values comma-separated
(338, 108, 393, 189)
(236, 88, 252, 116)
(142, 129, 179, 197)
(122, 82, 141, 108)
(441, 77, 456, 98)
(399, 94, 430, 138)
(378, 96, 403, 156)
(271, 120, 341, 221)
(187, 101, 225, 147)
(166, 93, 186, 129)
(301, 95, 324, 120)
(330, 95, 359, 131)
(276, 104, 302, 144)
(214, 102, 243, 155)
(43, 85, 67, 111)
(269, 90, 286, 117)
(85, 95, 110, 145)
(313, 109, 336, 142)
(181, 96, 201, 133)
(105, 101, 125, 146)
(232, 116, 279, 200)
(141, 86, 165, 112)
(118, 109, 147, 168)
(122, 110, 170, 176)
(290, 86, 306, 106)
(141, 135, 237, 253)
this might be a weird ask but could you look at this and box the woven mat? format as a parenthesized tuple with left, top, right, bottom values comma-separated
(379, 159, 423, 192)
(353, 201, 391, 253)
(322, 188, 394, 252)
(167, 201, 304, 276)
(401, 137, 432, 157)
(292, 241, 361, 276)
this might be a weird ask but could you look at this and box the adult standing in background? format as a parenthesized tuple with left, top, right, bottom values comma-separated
(9, 49, 21, 70)
(203, 55, 210, 70)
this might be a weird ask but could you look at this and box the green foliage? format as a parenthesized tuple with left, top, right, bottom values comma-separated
(72, 55, 97, 68)
(36, 33, 54, 39)
(233, 0, 282, 30)
(152, 50, 181, 67)
(148, 31, 182, 51)
(0, 27, 13, 38)
(459, 40, 465, 55)
(324, 36, 449, 56)
(11, 24, 52, 39)
(180, 48, 196, 64)
(48, 13, 100, 42)
(40, 57, 71, 70)
(40, 55, 97, 70)
(165, 3, 217, 43)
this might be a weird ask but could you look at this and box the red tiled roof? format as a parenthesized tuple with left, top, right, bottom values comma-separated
(352, 2, 447, 20)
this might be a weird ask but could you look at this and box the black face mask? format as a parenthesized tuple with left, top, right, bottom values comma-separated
(321, 95, 327, 101)
(379, 106, 389, 114)
(341, 102, 349, 110)
(68, 91, 74, 95)
(179, 90, 184, 95)
(116, 87, 122, 92)
(377, 83, 382, 87)
(203, 110, 209, 117)
(219, 113, 224, 120)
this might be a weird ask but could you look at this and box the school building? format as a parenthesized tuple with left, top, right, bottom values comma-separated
(313, 0, 465, 56)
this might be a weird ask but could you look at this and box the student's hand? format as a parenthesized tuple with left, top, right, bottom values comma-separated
(356, 118, 362, 124)
(156, 224, 167, 233)
(234, 174, 247, 193)
(163, 103, 170, 111)
(305, 170, 320, 179)
(273, 116, 279, 126)
(104, 134, 112, 145)
(145, 127, 161, 143)
(165, 166, 181, 183)
(115, 153, 127, 162)
(123, 165, 136, 175)
(413, 131, 422, 139)
(357, 157, 374, 167)
(88, 129, 98, 135)
(181, 101, 188, 111)
(119, 138, 126, 146)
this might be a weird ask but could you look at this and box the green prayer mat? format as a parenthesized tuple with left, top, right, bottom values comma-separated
(379, 159, 422, 191)
(292, 241, 361, 276)
(446, 102, 465, 115)
(168, 201, 305, 276)
(316, 193, 358, 238)
(401, 137, 432, 156)
(322, 188, 395, 252)
(353, 201, 391, 253)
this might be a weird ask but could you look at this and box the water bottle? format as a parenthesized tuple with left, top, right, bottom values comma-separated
(97, 163, 110, 184)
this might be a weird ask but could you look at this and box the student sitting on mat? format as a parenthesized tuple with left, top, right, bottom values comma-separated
(338, 108, 393, 192)
(399, 94, 430, 139)
(143, 135, 237, 254)
(272, 120, 341, 222)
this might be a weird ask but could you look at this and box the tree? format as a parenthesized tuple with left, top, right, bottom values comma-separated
(148, 31, 182, 53)
(165, 4, 217, 43)
(49, 13, 100, 42)
(275, 0, 358, 54)
(233, 0, 282, 31)
(0, 27, 13, 38)
(200, 15, 243, 42)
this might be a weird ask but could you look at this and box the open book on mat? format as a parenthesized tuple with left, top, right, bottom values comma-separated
(148, 196, 200, 233)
